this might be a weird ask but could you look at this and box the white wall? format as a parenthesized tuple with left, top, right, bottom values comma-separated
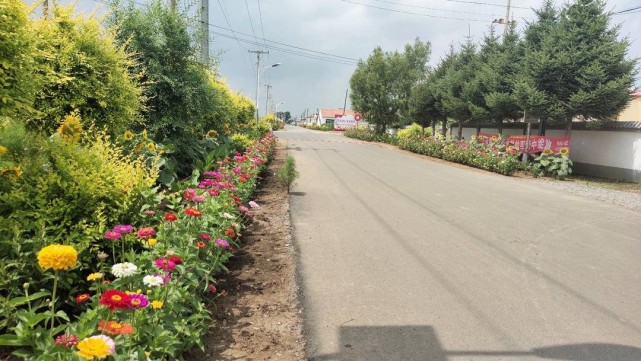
(462, 126, 641, 180)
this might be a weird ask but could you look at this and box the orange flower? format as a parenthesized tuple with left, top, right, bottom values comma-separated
(184, 208, 202, 217)
(224, 228, 235, 238)
(98, 320, 134, 336)
(197, 241, 206, 249)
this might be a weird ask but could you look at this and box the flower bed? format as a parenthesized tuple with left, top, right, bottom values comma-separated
(398, 136, 522, 175)
(0, 134, 276, 360)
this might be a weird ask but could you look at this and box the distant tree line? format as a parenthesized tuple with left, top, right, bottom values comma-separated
(349, 0, 638, 137)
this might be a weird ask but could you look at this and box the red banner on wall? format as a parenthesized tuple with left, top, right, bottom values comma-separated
(474, 132, 570, 154)
(506, 136, 570, 154)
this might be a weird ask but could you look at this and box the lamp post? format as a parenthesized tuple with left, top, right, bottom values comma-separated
(256, 63, 281, 121)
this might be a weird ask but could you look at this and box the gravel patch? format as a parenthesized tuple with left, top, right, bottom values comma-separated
(527, 177, 641, 212)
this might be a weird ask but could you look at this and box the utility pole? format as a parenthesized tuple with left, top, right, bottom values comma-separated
(249, 50, 269, 121)
(342, 89, 349, 116)
(503, 0, 511, 36)
(265, 84, 272, 115)
(200, 0, 209, 63)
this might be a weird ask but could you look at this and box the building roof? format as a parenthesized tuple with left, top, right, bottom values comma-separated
(319, 108, 360, 118)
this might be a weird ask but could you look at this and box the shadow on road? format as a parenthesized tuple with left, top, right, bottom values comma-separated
(308, 325, 641, 361)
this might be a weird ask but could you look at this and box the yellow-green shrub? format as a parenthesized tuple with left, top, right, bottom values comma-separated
(230, 133, 253, 152)
(397, 123, 430, 139)
(28, 6, 143, 135)
(0, 0, 41, 118)
(0, 120, 157, 329)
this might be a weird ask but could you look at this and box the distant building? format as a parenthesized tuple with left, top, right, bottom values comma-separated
(616, 90, 641, 122)
(317, 108, 361, 125)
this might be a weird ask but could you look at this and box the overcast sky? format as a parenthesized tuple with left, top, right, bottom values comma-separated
(71, 0, 641, 118)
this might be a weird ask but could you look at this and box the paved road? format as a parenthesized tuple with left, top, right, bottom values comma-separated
(275, 126, 641, 361)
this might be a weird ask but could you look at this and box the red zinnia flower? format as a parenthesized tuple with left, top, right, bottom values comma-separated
(224, 228, 236, 238)
(198, 233, 211, 241)
(98, 290, 131, 311)
(169, 256, 183, 265)
(137, 227, 156, 239)
(209, 284, 217, 293)
(238, 176, 246, 183)
(197, 241, 206, 249)
(75, 293, 91, 303)
(184, 208, 202, 217)
(164, 213, 177, 222)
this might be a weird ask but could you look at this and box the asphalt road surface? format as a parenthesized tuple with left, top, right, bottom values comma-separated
(275, 125, 641, 361)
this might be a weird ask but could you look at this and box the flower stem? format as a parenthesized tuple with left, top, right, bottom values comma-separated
(112, 242, 116, 264)
(49, 271, 58, 330)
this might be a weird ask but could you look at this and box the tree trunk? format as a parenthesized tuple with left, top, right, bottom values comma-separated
(538, 118, 546, 136)
(565, 118, 572, 138)
(431, 120, 436, 138)
(497, 120, 503, 136)
(457, 121, 463, 140)
(441, 119, 447, 138)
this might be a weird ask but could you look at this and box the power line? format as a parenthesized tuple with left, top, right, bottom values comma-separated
(244, 0, 260, 48)
(215, 0, 256, 72)
(209, 29, 358, 65)
(338, 0, 489, 22)
(444, 0, 529, 10)
(257, 0, 268, 49)
(613, 4, 641, 14)
(366, 0, 500, 16)
(198, 20, 360, 61)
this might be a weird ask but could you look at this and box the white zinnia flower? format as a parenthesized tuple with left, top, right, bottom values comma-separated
(111, 262, 138, 278)
(248, 201, 259, 209)
(223, 212, 234, 219)
(143, 275, 164, 287)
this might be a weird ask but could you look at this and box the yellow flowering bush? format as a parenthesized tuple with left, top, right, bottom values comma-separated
(37, 245, 78, 271)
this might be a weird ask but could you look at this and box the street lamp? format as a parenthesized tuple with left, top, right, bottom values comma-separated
(256, 63, 281, 121)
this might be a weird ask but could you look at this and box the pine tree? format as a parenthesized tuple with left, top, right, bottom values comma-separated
(519, 0, 637, 136)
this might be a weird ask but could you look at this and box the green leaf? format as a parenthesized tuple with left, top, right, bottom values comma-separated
(9, 291, 51, 307)
(0, 334, 28, 346)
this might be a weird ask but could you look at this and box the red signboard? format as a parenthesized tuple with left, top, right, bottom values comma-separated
(506, 136, 570, 154)
(474, 132, 570, 154)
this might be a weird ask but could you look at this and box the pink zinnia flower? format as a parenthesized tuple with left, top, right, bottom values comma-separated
(55, 334, 79, 348)
(154, 258, 176, 272)
(208, 189, 220, 196)
(209, 284, 217, 293)
(128, 293, 149, 309)
(199, 233, 211, 241)
(183, 188, 196, 200)
(193, 195, 206, 203)
(215, 238, 229, 248)
(137, 227, 156, 239)
(104, 231, 122, 240)
(239, 205, 249, 212)
(248, 201, 260, 209)
(113, 225, 133, 234)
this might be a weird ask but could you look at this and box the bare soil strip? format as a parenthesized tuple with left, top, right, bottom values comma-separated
(185, 139, 306, 361)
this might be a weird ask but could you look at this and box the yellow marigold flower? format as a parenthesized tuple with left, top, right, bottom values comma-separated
(559, 147, 569, 155)
(37, 245, 78, 271)
(206, 130, 218, 139)
(87, 272, 104, 281)
(0, 145, 7, 156)
(57, 113, 83, 143)
(146, 143, 155, 151)
(76, 335, 115, 360)
(151, 300, 163, 309)
(543, 148, 553, 155)
(123, 131, 134, 141)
